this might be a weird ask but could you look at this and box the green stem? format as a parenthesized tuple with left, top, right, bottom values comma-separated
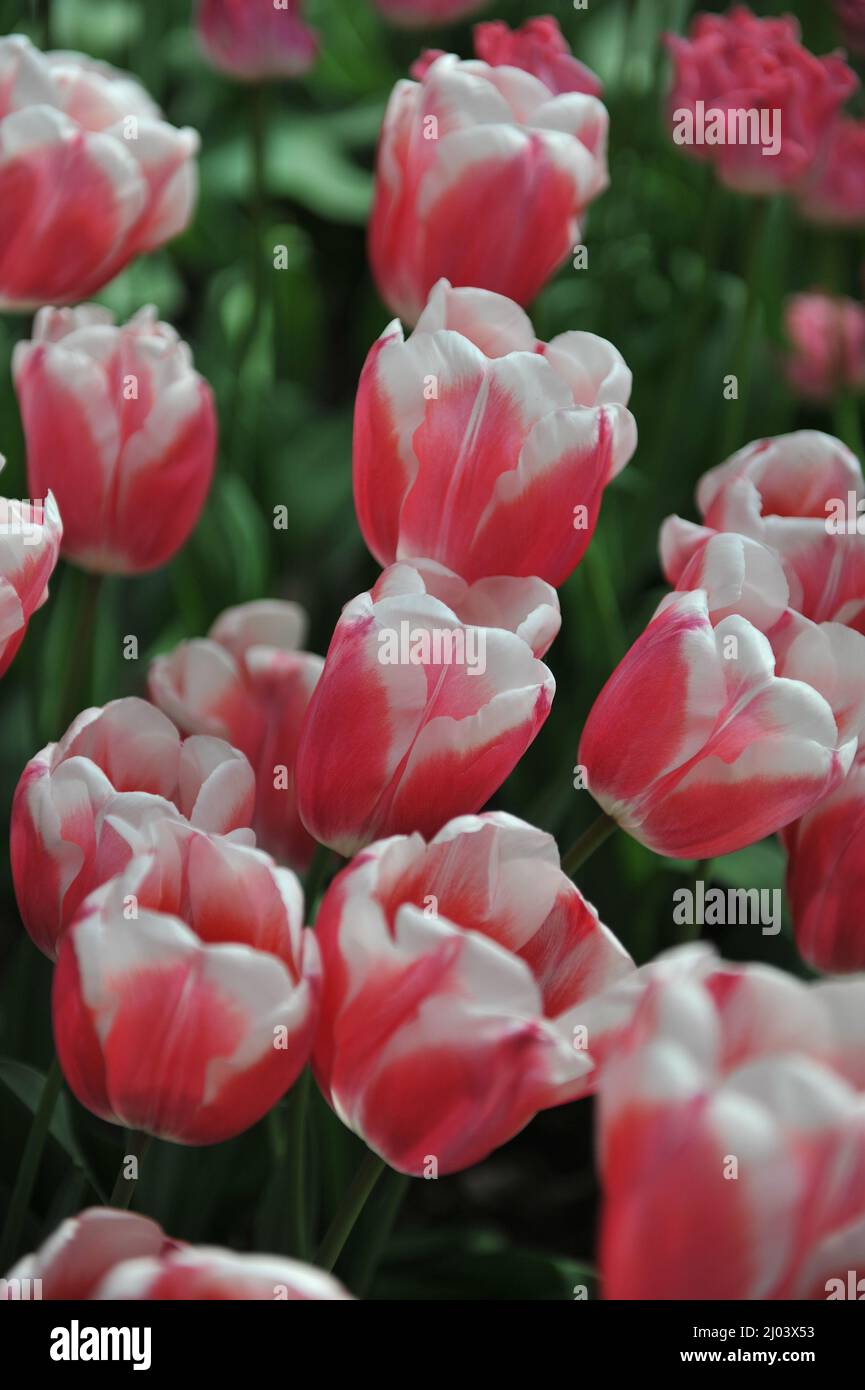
(230, 83, 270, 465)
(285, 1069, 311, 1259)
(354, 1169, 410, 1298)
(0, 1056, 63, 1271)
(304, 842, 338, 911)
(315, 1150, 386, 1273)
(834, 395, 865, 460)
(109, 1133, 152, 1210)
(720, 198, 772, 459)
(561, 811, 619, 877)
(57, 569, 103, 733)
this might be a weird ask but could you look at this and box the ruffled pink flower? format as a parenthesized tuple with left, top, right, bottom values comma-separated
(197, 0, 317, 82)
(797, 118, 865, 228)
(354, 279, 636, 586)
(0, 36, 198, 309)
(314, 812, 634, 1175)
(784, 292, 865, 401)
(473, 17, 603, 98)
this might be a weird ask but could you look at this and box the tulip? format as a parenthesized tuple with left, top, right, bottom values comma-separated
(295, 560, 558, 855)
(54, 828, 320, 1144)
(661, 431, 865, 634)
(354, 279, 636, 586)
(784, 752, 865, 973)
(11, 697, 255, 959)
(3, 1207, 351, 1299)
(0, 36, 198, 310)
(596, 944, 865, 1299)
(369, 27, 608, 322)
(784, 292, 865, 401)
(797, 119, 865, 229)
(197, 0, 317, 82)
(13, 305, 216, 575)
(0, 468, 62, 677)
(374, 1, 489, 29)
(473, 18, 603, 98)
(313, 812, 634, 1175)
(149, 600, 323, 870)
(578, 566, 865, 858)
(665, 7, 856, 194)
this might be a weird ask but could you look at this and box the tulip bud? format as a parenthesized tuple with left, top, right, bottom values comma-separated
(197, 0, 317, 82)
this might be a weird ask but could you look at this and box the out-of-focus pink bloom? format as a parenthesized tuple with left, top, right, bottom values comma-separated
(0, 465, 62, 677)
(661, 432, 865, 633)
(784, 292, 865, 401)
(197, 0, 317, 82)
(369, 35, 607, 322)
(595, 943, 865, 1300)
(473, 17, 603, 98)
(54, 829, 320, 1144)
(14, 305, 216, 575)
(313, 812, 634, 1175)
(797, 119, 865, 228)
(3, 1207, 351, 1299)
(11, 697, 255, 959)
(149, 601, 323, 871)
(374, 0, 489, 31)
(784, 751, 865, 974)
(354, 280, 636, 586)
(578, 543, 865, 858)
(0, 36, 198, 309)
(665, 6, 857, 194)
(835, 0, 865, 55)
(296, 560, 558, 856)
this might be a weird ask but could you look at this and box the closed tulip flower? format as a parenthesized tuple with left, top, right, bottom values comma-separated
(784, 292, 865, 401)
(149, 601, 323, 871)
(11, 697, 255, 959)
(197, 0, 317, 82)
(314, 813, 634, 1175)
(3, 1207, 351, 1299)
(661, 431, 865, 634)
(369, 23, 608, 323)
(665, 7, 856, 194)
(784, 752, 865, 974)
(578, 556, 865, 858)
(597, 944, 865, 1299)
(0, 470, 62, 677)
(54, 829, 320, 1144)
(295, 561, 559, 855)
(797, 119, 865, 229)
(0, 36, 198, 309)
(13, 305, 216, 575)
(354, 280, 636, 586)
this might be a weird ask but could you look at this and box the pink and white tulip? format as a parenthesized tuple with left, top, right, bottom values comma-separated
(149, 601, 323, 871)
(53, 830, 319, 1144)
(295, 561, 559, 855)
(11, 697, 255, 959)
(197, 0, 318, 82)
(0, 36, 198, 309)
(665, 7, 856, 194)
(14, 305, 216, 575)
(578, 547, 865, 858)
(369, 25, 608, 322)
(596, 944, 865, 1300)
(784, 292, 865, 401)
(354, 280, 636, 586)
(3, 1207, 350, 1299)
(0, 467, 62, 677)
(313, 813, 634, 1175)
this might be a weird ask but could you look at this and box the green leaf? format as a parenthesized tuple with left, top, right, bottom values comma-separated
(0, 1060, 107, 1202)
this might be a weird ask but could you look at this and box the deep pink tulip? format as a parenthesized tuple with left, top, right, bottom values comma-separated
(797, 118, 865, 228)
(374, 0, 489, 29)
(0, 36, 198, 309)
(295, 560, 559, 855)
(54, 829, 320, 1145)
(197, 0, 317, 82)
(354, 279, 636, 586)
(662, 431, 865, 633)
(0, 469, 61, 677)
(3, 1207, 350, 1299)
(665, 6, 857, 194)
(11, 697, 255, 959)
(596, 944, 865, 1300)
(313, 813, 634, 1175)
(579, 545, 865, 858)
(369, 31, 607, 322)
(784, 751, 865, 973)
(14, 305, 216, 575)
(784, 291, 865, 401)
(149, 601, 323, 871)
